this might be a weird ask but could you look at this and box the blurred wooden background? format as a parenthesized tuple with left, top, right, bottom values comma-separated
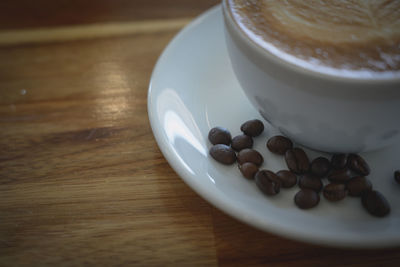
(0, 0, 399, 266)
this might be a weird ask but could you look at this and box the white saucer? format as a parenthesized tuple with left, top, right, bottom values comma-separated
(147, 5, 400, 248)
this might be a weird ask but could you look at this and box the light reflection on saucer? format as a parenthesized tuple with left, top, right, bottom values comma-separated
(157, 88, 207, 176)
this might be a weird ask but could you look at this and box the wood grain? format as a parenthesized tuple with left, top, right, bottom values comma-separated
(0, 0, 219, 30)
(0, 0, 399, 266)
(0, 9, 218, 265)
(0, 19, 191, 46)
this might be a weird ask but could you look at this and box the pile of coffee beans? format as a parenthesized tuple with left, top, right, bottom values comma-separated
(208, 120, 264, 179)
(208, 120, 392, 217)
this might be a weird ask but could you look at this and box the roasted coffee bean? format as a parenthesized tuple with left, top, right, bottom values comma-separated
(285, 148, 309, 174)
(231, 134, 253, 151)
(239, 162, 259, 179)
(395, 170, 400, 185)
(266, 135, 293, 155)
(240, 119, 264, 137)
(328, 168, 351, 183)
(276, 170, 297, 188)
(237, 148, 263, 166)
(347, 176, 372, 196)
(255, 170, 281, 196)
(331, 154, 347, 170)
(294, 189, 320, 209)
(323, 183, 346, 202)
(209, 144, 236, 165)
(348, 154, 370, 176)
(208, 127, 231, 145)
(310, 157, 331, 177)
(362, 190, 390, 217)
(299, 174, 323, 192)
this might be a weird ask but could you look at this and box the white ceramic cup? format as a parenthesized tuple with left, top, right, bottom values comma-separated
(222, 1, 400, 153)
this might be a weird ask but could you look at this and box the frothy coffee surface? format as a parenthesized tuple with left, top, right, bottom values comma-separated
(227, 0, 400, 78)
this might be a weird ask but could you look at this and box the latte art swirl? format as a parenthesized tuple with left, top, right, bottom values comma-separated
(227, 0, 400, 77)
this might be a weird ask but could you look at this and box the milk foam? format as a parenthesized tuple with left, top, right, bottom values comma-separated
(228, 0, 400, 78)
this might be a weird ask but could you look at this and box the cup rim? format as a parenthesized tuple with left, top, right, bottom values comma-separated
(222, 0, 400, 84)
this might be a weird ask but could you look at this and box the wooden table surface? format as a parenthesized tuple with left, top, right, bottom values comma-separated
(1, 1, 399, 266)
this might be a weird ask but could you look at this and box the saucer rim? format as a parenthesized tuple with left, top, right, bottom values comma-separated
(147, 5, 400, 248)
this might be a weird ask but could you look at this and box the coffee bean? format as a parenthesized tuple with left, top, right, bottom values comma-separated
(266, 135, 293, 155)
(362, 190, 390, 217)
(209, 144, 236, 165)
(323, 183, 346, 202)
(327, 168, 351, 183)
(237, 148, 263, 166)
(348, 154, 370, 176)
(310, 157, 331, 177)
(347, 176, 372, 196)
(240, 119, 264, 137)
(276, 170, 297, 188)
(294, 189, 320, 209)
(331, 154, 347, 170)
(255, 170, 281, 196)
(395, 170, 400, 185)
(285, 148, 309, 174)
(239, 162, 259, 179)
(208, 127, 231, 145)
(231, 134, 253, 151)
(299, 174, 323, 192)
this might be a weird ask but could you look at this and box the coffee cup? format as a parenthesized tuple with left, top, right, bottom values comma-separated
(222, 0, 400, 153)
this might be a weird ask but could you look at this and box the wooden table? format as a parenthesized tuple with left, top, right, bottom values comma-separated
(1, 1, 399, 265)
